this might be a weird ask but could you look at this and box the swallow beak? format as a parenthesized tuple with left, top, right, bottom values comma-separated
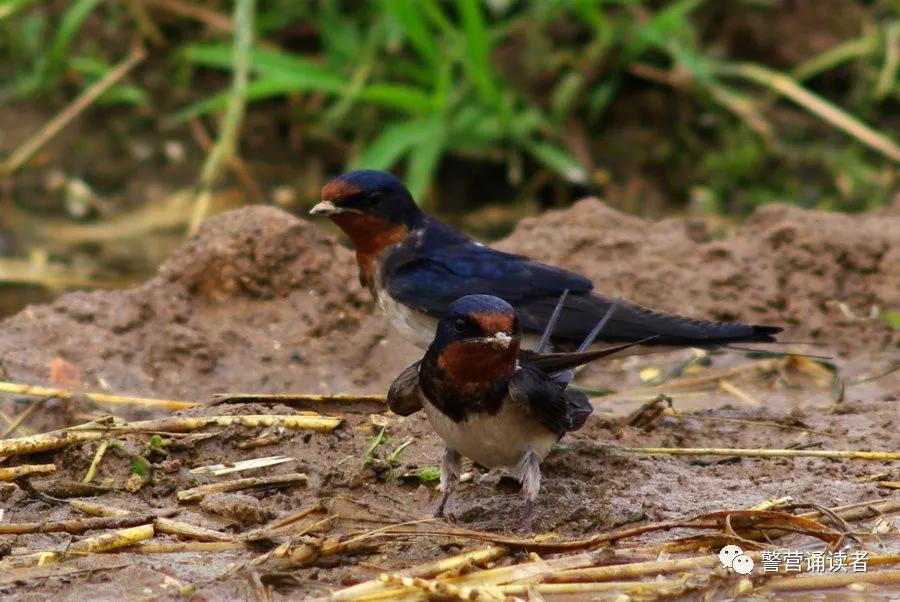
(309, 200, 342, 216)
(482, 332, 514, 349)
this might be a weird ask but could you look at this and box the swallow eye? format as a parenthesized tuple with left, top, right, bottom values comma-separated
(453, 318, 468, 335)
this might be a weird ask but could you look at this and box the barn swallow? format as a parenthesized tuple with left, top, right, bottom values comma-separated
(387, 293, 649, 531)
(310, 170, 781, 351)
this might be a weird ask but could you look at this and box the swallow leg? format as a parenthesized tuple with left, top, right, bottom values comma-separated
(517, 446, 541, 533)
(435, 446, 461, 518)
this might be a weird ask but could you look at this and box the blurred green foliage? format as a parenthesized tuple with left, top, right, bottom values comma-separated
(1, 0, 898, 213)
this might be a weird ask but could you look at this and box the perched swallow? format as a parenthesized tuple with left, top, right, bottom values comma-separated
(310, 170, 781, 352)
(387, 293, 648, 530)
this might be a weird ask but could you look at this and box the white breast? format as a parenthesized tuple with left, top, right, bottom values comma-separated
(376, 288, 438, 349)
(422, 396, 558, 468)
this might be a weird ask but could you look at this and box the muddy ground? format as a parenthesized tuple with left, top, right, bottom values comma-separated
(0, 200, 897, 600)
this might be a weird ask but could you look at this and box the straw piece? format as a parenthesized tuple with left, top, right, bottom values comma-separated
(6, 525, 157, 567)
(548, 552, 760, 583)
(111, 415, 342, 434)
(376, 574, 518, 602)
(132, 541, 245, 553)
(718, 380, 761, 406)
(68, 499, 131, 517)
(67, 499, 233, 541)
(0, 464, 56, 481)
(82, 440, 109, 483)
(154, 518, 234, 542)
(177, 472, 308, 502)
(330, 546, 508, 601)
(0, 513, 163, 535)
(68, 524, 155, 555)
(764, 568, 900, 591)
(0, 381, 194, 411)
(0, 430, 103, 457)
(497, 579, 690, 595)
(190, 455, 294, 476)
(714, 61, 900, 162)
(349, 551, 601, 602)
(0, 46, 147, 176)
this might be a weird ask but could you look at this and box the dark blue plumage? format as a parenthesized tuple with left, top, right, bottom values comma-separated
(311, 170, 782, 350)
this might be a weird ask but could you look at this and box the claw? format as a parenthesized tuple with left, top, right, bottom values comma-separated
(521, 498, 534, 534)
(436, 447, 461, 520)
(518, 447, 540, 535)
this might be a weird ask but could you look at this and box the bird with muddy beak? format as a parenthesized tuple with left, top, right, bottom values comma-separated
(387, 293, 649, 531)
(309, 170, 781, 353)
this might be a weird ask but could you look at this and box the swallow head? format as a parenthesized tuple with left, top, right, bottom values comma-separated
(311, 171, 425, 278)
(312, 170, 424, 226)
(431, 295, 521, 386)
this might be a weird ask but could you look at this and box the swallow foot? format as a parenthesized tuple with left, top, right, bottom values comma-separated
(518, 446, 541, 535)
(521, 499, 534, 534)
(436, 447, 461, 520)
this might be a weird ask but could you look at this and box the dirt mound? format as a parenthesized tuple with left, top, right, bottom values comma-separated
(0, 206, 417, 426)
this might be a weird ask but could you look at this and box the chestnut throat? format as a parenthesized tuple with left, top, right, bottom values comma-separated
(331, 213, 409, 292)
(420, 340, 520, 422)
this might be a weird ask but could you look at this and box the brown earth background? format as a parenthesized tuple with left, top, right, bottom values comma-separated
(0, 201, 897, 599)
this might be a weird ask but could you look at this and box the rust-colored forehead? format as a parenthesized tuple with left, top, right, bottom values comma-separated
(471, 311, 515, 334)
(321, 179, 363, 203)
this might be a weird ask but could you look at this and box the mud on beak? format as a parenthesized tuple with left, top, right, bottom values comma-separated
(481, 332, 514, 349)
(309, 200, 342, 216)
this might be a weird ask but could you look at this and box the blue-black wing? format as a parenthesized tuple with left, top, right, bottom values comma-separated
(383, 219, 592, 317)
(387, 361, 424, 416)
(507, 366, 593, 435)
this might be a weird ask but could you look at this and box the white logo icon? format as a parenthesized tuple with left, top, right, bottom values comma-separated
(732, 554, 755, 575)
(719, 545, 754, 575)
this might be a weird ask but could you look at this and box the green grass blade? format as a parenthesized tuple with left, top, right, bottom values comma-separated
(184, 43, 346, 91)
(317, 0, 363, 65)
(628, 0, 706, 58)
(405, 117, 446, 201)
(715, 61, 900, 163)
(352, 118, 437, 171)
(525, 140, 588, 184)
(46, 0, 102, 83)
(356, 83, 432, 113)
(874, 23, 900, 101)
(175, 78, 307, 121)
(184, 43, 431, 114)
(0, 0, 38, 22)
(70, 56, 147, 106)
(383, 0, 438, 66)
(457, 0, 502, 111)
(449, 105, 503, 152)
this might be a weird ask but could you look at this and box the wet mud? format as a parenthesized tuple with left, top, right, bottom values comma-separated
(0, 201, 897, 599)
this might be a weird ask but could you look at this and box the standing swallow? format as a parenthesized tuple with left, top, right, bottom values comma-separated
(310, 170, 781, 352)
(387, 293, 648, 530)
